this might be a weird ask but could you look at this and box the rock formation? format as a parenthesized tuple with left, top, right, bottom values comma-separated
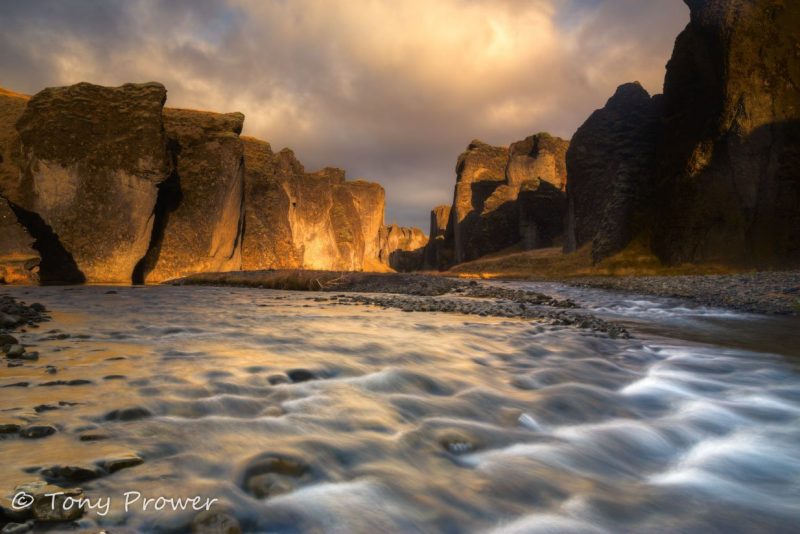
(564, 82, 662, 261)
(653, 0, 800, 266)
(0, 199, 39, 284)
(7, 82, 172, 283)
(437, 134, 569, 268)
(135, 109, 245, 283)
(241, 138, 386, 271)
(379, 224, 428, 272)
(423, 204, 451, 270)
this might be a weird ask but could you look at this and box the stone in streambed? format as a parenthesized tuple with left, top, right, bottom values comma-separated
(286, 369, 316, 383)
(104, 406, 152, 421)
(4, 345, 25, 358)
(41, 464, 102, 483)
(191, 508, 242, 534)
(30, 486, 84, 522)
(19, 425, 56, 439)
(238, 453, 311, 499)
(97, 455, 144, 474)
(0, 334, 19, 346)
(0, 423, 21, 434)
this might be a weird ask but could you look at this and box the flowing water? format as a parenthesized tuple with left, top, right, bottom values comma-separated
(1, 284, 799, 533)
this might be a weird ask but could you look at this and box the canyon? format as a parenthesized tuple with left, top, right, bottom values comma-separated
(2, 0, 799, 285)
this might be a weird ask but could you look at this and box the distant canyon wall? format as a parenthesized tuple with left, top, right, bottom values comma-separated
(0, 82, 421, 284)
(428, 0, 800, 271)
(427, 133, 569, 270)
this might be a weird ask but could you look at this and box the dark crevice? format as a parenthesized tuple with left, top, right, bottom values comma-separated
(7, 200, 85, 284)
(132, 139, 183, 285)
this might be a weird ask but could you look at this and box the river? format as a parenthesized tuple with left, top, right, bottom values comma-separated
(1, 283, 798, 532)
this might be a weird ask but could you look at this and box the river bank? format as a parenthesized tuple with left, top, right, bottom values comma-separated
(173, 269, 800, 316)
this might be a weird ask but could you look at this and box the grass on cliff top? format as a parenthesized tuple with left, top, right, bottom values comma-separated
(447, 241, 740, 279)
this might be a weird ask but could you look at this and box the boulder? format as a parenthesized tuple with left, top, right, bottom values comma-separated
(379, 224, 428, 272)
(135, 108, 245, 283)
(10, 82, 172, 283)
(653, 0, 800, 266)
(564, 82, 662, 261)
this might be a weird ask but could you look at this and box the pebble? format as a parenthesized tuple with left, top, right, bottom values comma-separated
(41, 464, 102, 483)
(240, 453, 311, 499)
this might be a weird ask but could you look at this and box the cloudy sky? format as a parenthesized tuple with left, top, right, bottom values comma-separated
(0, 0, 688, 229)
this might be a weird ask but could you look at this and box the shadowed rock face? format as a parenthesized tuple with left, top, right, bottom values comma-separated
(0, 198, 39, 284)
(137, 109, 245, 283)
(8, 82, 172, 283)
(653, 0, 800, 266)
(564, 82, 663, 261)
(242, 138, 385, 271)
(443, 134, 569, 267)
(450, 140, 510, 264)
(379, 224, 428, 272)
(424, 204, 451, 270)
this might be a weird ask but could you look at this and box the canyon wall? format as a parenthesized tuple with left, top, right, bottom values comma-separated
(564, 82, 662, 261)
(428, 133, 569, 269)
(241, 137, 388, 272)
(0, 82, 398, 284)
(652, 0, 800, 266)
(379, 224, 428, 272)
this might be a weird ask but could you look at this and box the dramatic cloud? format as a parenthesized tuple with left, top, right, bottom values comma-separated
(0, 0, 688, 229)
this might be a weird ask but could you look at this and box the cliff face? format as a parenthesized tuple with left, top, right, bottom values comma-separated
(0, 199, 39, 284)
(424, 204, 451, 270)
(8, 82, 172, 283)
(437, 133, 569, 268)
(653, 0, 800, 266)
(137, 109, 246, 283)
(564, 83, 663, 261)
(379, 224, 428, 272)
(242, 137, 386, 271)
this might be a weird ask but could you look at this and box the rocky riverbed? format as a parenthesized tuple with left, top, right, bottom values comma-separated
(566, 271, 800, 316)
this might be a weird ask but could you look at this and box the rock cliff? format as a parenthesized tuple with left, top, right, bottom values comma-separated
(241, 137, 386, 271)
(8, 82, 172, 283)
(437, 133, 569, 268)
(653, 0, 800, 266)
(379, 224, 428, 272)
(423, 204, 451, 270)
(135, 108, 245, 283)
(564, 82, 662, 261)
(0, 198, 39, 284)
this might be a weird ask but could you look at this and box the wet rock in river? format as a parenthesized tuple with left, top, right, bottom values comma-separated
(97, 455, 144, 474)
(4, 345, 25, 358)
(191, 508, 242, 534)
(239, 453, 311, 499)
(19, 425, 56, 439)
(0, 334, 18, 346)
(30, 486, 84, 522)
(286, 369, 316, 383)
(104, 406, 153, 421)
(267, 374, 289, 385)
(41, 464, 102, 483)
(0, 423, 21, 434)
